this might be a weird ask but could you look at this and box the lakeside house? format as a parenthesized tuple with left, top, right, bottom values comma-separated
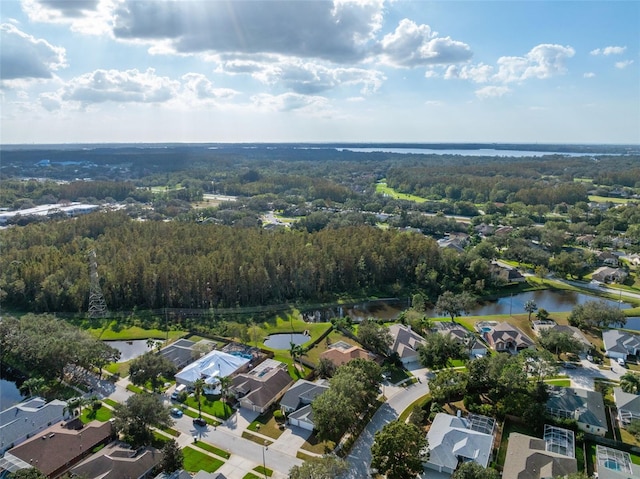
(387, 324, 426, 365)
(483, 322, 535, 354)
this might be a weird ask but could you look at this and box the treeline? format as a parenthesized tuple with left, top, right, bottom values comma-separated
(0, 314, 120, 381)
(0, 211, 505, 313)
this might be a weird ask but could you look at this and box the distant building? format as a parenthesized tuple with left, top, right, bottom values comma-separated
(592, 266, 628, 284)
(319, 341, 377, 367)
(175, 349, 250, 393)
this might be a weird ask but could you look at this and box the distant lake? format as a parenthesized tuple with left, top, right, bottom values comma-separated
(105, 339, 161, 362)
(336, 147, 594, 157)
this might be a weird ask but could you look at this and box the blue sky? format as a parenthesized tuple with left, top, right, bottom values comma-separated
(1, 0, 638, 144)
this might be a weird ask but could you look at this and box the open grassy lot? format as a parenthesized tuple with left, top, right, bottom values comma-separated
(375, 180, 429, 203)
(88, 324, 188, 341)
(300, 431, 335, 455)
(588, 195, 635, 205)
(183, 446, 224, 473)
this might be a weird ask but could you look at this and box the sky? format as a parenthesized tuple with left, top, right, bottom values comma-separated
(1, 0, 639, 145)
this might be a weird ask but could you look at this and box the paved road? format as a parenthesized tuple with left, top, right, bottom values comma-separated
(345, 369, 431, 478)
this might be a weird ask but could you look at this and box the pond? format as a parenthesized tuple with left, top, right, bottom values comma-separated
(105, 339, 164, 363)
(305, 290, 631, 322)
(263, 333, 311, 350)
(0, 366, 26, 408)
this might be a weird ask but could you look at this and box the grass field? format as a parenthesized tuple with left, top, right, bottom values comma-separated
(376, 181, 428, 203)
(80, 406, 112, 423)
(588, 195, 634, 205)
(183, 446, 224, 473)
(88, 324, 187, 341)
(184, 395, 233, 420)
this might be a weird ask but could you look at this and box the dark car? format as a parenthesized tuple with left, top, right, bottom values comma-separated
(170, 407, 183, 418)
(193, 417, 207, 427)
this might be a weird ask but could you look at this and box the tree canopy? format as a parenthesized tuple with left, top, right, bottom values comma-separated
(112, 393, 173, 448)
(288, 455, 348, 479)
(370, 421, 428, 479)
(418, 332, 467, 369)
(357, 318, 392, 356)
(568, 300, 626, 330)
(435, 291, 476, 321)
(128, 352, 177, 391)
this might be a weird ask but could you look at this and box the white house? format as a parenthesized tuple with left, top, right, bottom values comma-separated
(175, 350, 250, 393)
(425, 412, 495, 474)
(602, 330, 640, 361)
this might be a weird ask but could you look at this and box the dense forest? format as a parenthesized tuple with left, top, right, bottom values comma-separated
(1, 144, 639, 315)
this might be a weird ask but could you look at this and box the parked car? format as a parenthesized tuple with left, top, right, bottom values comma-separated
(170, 408, 183, 418)
(617, 357, 626, 367)
(562, 362, 577, 369)
(193, 417, 207, 427)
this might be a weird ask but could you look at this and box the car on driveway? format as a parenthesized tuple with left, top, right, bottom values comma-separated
(170, 407, 183, 418)
(193, 417, 207, 427)
(562, 362, 577, 369)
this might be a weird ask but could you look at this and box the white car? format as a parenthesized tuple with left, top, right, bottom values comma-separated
(617, 358, 626, 366)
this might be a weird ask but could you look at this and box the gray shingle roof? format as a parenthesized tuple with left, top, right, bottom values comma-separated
(279, 380, 328, 411)
(547, 387, 608, 431)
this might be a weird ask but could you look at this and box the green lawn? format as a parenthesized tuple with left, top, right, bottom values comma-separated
(88, 324, 188, 341)
(183, 446, 224, 473)
(254, 465, 273, 477)
(545, 379, 571, 387)
(588, 195, 634, 205)
(243, 474, 262, 479)
(194, 440, 231, 459)
(300, 431, 335, 455)
(103, 398, 119, 408)
(248, 410, 285, 439)
(376, 180, 429, 203)
(80, 406, 112, 423)
(184, 396, 233, 420)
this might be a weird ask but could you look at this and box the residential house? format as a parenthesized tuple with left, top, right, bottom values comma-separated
(425, 412, 495, 474)
(72, 442, 162, 479)
(0, 397, 69, 454)
(592, 266, 628, 284)
(502, 427, 577, 479)
(626, 253, 640, 267)
(532, 322, 591, 355)
(437, 236, 466, 253)
(319, 341, 376, 367)
(483, 322, 535, 353)
(175, 349, 250, 393)
(159, 338, 196, 369)
(490, 263, 526, 284)
(431, 321, 487, 358)
(3, 420, 113, 478)
(596, 251, 620, 267)
(154, 470, 193, 479)
(602, 330, 640, 361)
(387, 324, 426, 365)
(280, 379, 329, 431)
(595, 445, 640, 479)
(575, 235, 596, 247)
(613, 387, 640, 426)
(230, 359, 294, 414)
(546, 386, 608, 436)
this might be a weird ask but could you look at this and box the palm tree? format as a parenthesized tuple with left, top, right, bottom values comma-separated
(20, 377, 46, 398)
(64, 396, 87, 418)
(193, 378, 206, 419)
(218, 375, 232, 404)
(620, 372, 640, 394)
(524, 300, 538, 322)
(289, 342, 306, 374)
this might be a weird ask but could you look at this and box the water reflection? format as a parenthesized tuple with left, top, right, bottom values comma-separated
(105, 339, 161, 363)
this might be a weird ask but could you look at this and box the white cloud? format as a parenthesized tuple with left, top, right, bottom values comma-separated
(590, 45, 626, 56)
(112, 0, 384, 63)
(56, 68, 180, 107)
(251, 92, 330, 113)
(475, 85, 510, 99)
(493, 44, 575, 83)
(424, 69, 439, 79)
(0, 23, 66, 81)
(21, 0, 115, 34)
(615, 60, 634, 69)
(180, 73, 239, 101)
(583, 72, 596, 78)
(378, 19, 472, 67)
(444, 63, 493, 83)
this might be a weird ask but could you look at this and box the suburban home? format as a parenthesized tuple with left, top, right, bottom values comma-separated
(546, 386, 608, 436)
(319, 341, 376, 367)
(626, 253, 640, 267)
(592, 266, 628, 284)
(483, 322, 535, 353)
(425, 412, 495, 474)
(437, 237, 465, 253)
(154, 470, 193, 479)
(280, 379, 329, 431)
(230, 359, 294, 414)
(602, 329, 640, 361)
(613, 387, 640, 426)
(490, 263, 526, 284)
(432, 322, 487, 358)
(532, 323, 591, 355)
(158, 338, 197, 369)
(502, 426, 577, 479)
(387, 324, 426, 365)
(3, 420, 113, 478)
(595, 445, 640, 479)
(72, 442, 162, 479)
(596, 251, 620, 267)
(0, 397, 69, 454)
(175, 349, 251, 393)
